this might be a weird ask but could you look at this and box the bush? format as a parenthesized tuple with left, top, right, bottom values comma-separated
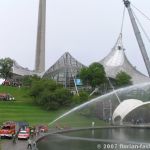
(72, 91, 89, 105)
(116, 71, 132, 87)
(21, 75, 41, 87)
(30, 78, 72, 110)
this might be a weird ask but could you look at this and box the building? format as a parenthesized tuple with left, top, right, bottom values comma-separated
(99, 34, 150, 84)
(43, 52, 85, 88)
(12, 0, 46, 77)
(12, 60, 42, 77)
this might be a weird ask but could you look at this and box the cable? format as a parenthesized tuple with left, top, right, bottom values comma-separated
(132, 10, 150, 44)
(120, 6, 126, 34)
(131, 4, 150, 23)
(107, 77, 121, 103)
(105, 7, 126, 104)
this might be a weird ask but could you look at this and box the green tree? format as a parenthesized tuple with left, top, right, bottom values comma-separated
(79, 67, 89, 85)
(79, 62, 107, 88)
(40, 88, 72, 110)
(21, 75, 41, 87)
(30, 79, 57, 98)
(72, 91, 89, 105)
(72, 94, 81, 104)
(115, 71, 132, 87)
(30, 78, 72, 110)
(0, 58, 13, 79)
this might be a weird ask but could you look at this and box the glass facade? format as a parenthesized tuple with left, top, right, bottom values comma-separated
(43, 52, 85, 88)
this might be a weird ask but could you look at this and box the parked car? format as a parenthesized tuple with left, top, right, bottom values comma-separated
(18, 128, 30, 140)
(0, 93, 15, 101)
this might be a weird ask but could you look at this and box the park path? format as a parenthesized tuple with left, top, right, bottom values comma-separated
(2, 140, 29, 150)
(1, 135, 40, 150)
(1, 129, 57, 150)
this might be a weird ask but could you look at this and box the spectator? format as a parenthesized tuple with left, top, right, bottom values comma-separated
(33, 141, 36, 149)
(27, 138, 32, 149)
(12, 134, 17, 144)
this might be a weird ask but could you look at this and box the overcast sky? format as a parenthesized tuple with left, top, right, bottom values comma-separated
(0, 0, 150, 75)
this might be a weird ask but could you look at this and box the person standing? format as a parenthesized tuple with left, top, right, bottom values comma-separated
(27, 138, 32, 149)
(33, 141, 37, 149)
(12, 134, 17, 144)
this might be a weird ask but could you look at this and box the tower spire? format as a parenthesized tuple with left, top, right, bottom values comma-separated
(35, 0, 46, 73)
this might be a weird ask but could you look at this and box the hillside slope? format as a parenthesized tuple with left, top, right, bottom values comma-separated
(0, 86, 63, 125)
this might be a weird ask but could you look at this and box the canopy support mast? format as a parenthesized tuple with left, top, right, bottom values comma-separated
(123, 0, 150, 77)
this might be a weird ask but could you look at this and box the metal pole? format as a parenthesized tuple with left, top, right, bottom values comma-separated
(35, 0, 46, 73)
(123, 0, 150, 77)
(73, 78, 79, 96)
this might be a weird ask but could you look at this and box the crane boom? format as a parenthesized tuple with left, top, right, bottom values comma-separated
(123, 0, 150, 77)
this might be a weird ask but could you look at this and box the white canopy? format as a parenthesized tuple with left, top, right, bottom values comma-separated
(112, 99, 150, 125)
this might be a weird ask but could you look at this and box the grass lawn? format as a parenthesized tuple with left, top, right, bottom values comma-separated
(0, 86, 65, 126)
(0, 85, 108, 128)
(49, 113, 108, 128)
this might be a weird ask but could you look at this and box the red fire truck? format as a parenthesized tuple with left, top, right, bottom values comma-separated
(0, 121, 16, 138)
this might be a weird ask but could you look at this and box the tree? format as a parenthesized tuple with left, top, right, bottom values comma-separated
(30, 78, 72, 110)
(0, 58, 13, 79)
(79, 67, 89, 85)
(30, 79, 57, 98)
(72, 91, 89, 105)
(115, 71, 132, 87)
(21, 75, 41, 87)
(79, 62, 107, 88)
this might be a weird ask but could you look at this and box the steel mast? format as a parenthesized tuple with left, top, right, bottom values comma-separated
(123, 0, 150, 77)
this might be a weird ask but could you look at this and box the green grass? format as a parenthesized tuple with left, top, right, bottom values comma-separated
(0, 85, 108, 128)
(0, 102, 65, 125)
(0, 86, 65, 126)
(49, 113, 108, 128)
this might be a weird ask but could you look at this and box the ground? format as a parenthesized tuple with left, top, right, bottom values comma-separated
(2, 140, 28, 150)
(1, 128, 61, 150)
(1, 131, 46, 150)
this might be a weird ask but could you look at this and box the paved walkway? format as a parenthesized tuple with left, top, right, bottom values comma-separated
(1, 135, 40, 150)
(2, 140, 29, 150)
(1, 129, 56, 150)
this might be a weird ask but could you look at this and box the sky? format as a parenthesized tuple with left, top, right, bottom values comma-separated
(0, 0, 150, 76)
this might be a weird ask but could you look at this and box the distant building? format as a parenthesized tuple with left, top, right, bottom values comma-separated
(12, 32, 150, 85)
(99, 34, 150, 84)
(12, 0, 46, 78)
(12, 60, 43, 77)
(43, 52, 85, 88)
